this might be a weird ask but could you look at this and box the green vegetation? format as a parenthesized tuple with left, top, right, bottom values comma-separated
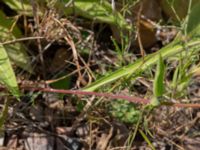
(0, 0, 200, 149)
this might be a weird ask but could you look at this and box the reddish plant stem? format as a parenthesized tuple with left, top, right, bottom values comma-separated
(21, 86, 200, 108)
(22, 86, 150, 104)
(1, 85, 200, 108)
(173, 103, 200, 108)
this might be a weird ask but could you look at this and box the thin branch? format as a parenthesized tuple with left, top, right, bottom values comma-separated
(0, 37, 44, 45)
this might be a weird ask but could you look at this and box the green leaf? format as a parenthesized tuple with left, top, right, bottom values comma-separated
(172, 65, 179, 88)
(150, 54, 165, 106)
(186, 1, 200, 36)
(0, 10, 32, 73)
(153, 54, 165, 98)
(2, 0, 32, 15)
(83, 39, 200, 91)
(139, 129, 155, 150)
(0, 45, 20, 98)
(4, 44, 32, 73)
(109, 99, 140, 124)
(83, 1, 200, 92)
(0, 10, 21, 37)
(60, 0, 131, 30)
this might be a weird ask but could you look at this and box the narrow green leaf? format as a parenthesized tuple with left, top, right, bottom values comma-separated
(0, 45, 20, 98)
(83, 39, 200, 91)
(153, 54, 165, 98)
(139, 129, 156, 150)
(172, 66, 179, 88)
(150, 54, 165, 106)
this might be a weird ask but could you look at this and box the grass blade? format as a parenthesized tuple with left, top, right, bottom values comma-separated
(83, 39, 200, 91)
(153, 54, 165, 98)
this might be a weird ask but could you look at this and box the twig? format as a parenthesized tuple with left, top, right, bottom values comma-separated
(53, 17, 85, 86)
(136, 1, 145, 59)
(30, 0, 46, 79)
(0, 37, 44, 45)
